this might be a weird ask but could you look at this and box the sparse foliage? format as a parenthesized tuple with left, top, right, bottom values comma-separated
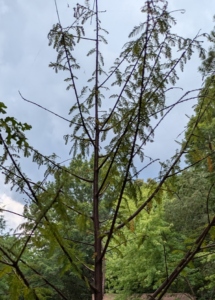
(0, 1, 214, 300)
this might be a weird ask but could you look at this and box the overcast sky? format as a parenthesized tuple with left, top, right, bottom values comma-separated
(0, 0, 215, 230)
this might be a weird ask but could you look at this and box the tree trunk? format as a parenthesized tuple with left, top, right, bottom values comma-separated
(93, 128, 103, 300)
(94, 241, 103, 300)
(94, 0, 102, 298)
(102, 243, 106, 297)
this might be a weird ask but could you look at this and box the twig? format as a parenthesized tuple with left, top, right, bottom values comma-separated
(1, 168, 46, 192)
(26, 145, 93, 183)
(106, 235, 148, 253)
(15, 188, 62, 263)
(64, 237, 94, 247)
(200, 243, 215, 250)
(63, 203, 92, 220)
(0, 134, 39, 204)
(75, 256, 94, 272)
(206, 183, 215, 224)
(194, 249, 215, 260)
(19, 91, 80, 125)
(0, 209, 34, 221)
(128, 159, 160, 180)
(163, 242, 169, 281)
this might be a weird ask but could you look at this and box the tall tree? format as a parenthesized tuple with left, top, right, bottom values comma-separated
(0, 1, 212, 300)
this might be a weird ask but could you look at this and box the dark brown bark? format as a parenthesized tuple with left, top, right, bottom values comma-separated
(102, 243, 106, 297)
(93, 0, 103, 299)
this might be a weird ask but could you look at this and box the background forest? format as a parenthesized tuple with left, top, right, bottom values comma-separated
(1, 0, 215, 299)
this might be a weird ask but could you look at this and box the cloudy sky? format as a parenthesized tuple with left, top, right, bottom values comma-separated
(0, 0, 215, 230)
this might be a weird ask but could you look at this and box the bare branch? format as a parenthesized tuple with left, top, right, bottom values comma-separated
(0, 209, 34, 222)
(200, 243, 215, 250)
(75, 255, 94, 272)
(64, 237, 94, 247)
(163, 243, 169, 281)
(206, 183, 215, 224)
(63, 203, 92, 220)
(19, 91, 81, 126)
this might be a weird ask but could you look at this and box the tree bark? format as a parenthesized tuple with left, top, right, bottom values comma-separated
(102, 243, 106, 297)
(94, 0, 103, 298)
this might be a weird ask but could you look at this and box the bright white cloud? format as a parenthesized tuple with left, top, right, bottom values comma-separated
(0, 194, 24, 231)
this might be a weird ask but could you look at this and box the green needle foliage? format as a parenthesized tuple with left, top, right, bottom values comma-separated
(0, 1, 213, 300)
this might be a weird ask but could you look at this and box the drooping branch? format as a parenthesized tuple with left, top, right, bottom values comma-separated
(26, 145, 93, 183)
(0, 245, 40, 300)
(1, 172, 37, 203)
(0, 209, 35, 222)
(75, 255, 94, 272)
(1, 166, 47, 192)
(19, 91, 81, 126)
(15, 188, 62, 263)
(44, 214, 96, 291)
(0, 134, 39, 204)
(19, 258, 69, 300)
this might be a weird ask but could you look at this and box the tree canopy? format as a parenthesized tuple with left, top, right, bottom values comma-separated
(1, 1, 215, 300)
